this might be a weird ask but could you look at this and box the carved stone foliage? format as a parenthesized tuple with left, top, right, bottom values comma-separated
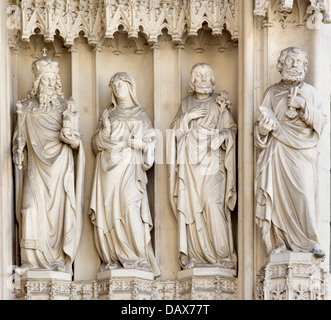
(184, 24, 237, 53)
(254, 0, 331, 28)
(7, 0, 239, 49)
(14, 275, 237, 300)
(256, 255, 328, 300)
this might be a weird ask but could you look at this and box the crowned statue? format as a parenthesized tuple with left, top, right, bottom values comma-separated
(13, 49, 85, 274)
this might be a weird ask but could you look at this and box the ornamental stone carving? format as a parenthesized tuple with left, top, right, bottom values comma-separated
(254, 47, 327, 258)
(168, 63, 237, 270)
(7, 0, 239, 48)
(12, 51, 85, 275)
(254, 0, 331, 27)
(14, 272, 237, 300)
(256, 253, 327, 300)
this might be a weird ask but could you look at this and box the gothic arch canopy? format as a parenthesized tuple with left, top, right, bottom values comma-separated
(7, 0, 239, 48)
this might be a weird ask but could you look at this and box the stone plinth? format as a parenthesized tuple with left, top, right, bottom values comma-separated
(264, 252, 322, 265)
(178, 265, 237, 279)
(256, 252, 328, 300)
(97, 268, 155, 281)
(96, 268, 156, 300)
(14, 270, 72, 300)
(13, 267, 239, 300)
(177, 265, 238, 300)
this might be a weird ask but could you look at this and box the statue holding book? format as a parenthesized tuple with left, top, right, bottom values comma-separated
(255, 47, 327, 258)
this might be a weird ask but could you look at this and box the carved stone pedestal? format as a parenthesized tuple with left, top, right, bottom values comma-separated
(14, 270, 72, 300)
(256, 253, 328, 300)
(96, 269, 156, 300)
(13, 266, 239, 300)
(177, 265, 237, 300)
(97, 268, 155, 281)
(94, 266, 238, 300)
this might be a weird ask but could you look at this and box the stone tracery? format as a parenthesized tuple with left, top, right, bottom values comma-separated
(8, 0, 239, 48)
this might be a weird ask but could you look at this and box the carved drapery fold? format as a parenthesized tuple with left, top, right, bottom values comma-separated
(7, 0, 239, 48)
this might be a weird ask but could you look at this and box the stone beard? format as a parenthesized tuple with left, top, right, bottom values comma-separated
(33, 75, 61, 110)
(254, 48, 327, 257)
(12, 55, 85, 274)
(168, 66, 237, 269)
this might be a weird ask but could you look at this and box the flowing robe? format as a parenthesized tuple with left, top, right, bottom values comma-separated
(89, 105, 161, 276)
(255, 81, 327, 254)
(168, 93, 237, 268)
(13, 98, 85, 273)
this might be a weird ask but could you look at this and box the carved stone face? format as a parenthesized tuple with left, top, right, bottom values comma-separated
(39, 72, 58, 95)
(111, 79, 130, 101)
(37, 72, 59, 109)
(281, 52, 306, 82)
(192, 65, 214, 94)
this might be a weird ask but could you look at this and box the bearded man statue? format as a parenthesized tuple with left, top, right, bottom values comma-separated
(12, 52, 85, 274)
(167, 63, 237, 270)
(255, 47, 327, 258)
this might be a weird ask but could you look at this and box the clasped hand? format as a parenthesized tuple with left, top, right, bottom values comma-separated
(287, 93, 305, 110)
(59, 128, 79, 148)
(128, 135, 144, 150)
(286, 93, 306, 119)
(258, 116, 278, 136)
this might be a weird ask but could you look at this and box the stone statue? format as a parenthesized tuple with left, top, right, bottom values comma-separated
(89, 72, 161, 277)
(13, 52, 85, 274)
(167, 63, 237, 269)
(255, 47, 327, 258)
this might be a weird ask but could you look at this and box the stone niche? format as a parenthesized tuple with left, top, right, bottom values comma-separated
(10, 19, 239, 301)
(5, 0, 331, 301)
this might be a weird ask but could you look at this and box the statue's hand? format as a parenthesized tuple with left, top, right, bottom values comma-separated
(128, 135, 144, 150)
(258, 116, 277, 136)
(211, 132, 225, 150)
(288, 94, 305, 110)
(187, 105, 208, 122)
(286, 94, 306, 119)
(59, 129, 80, 149)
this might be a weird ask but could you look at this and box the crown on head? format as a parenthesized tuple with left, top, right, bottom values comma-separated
(31, 48, 59, 77)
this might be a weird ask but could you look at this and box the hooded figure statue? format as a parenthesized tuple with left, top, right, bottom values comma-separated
(89, 72, 161, 277)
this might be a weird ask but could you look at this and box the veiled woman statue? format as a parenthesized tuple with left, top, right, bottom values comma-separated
(12, 52, 85, 274)
(89, 72, 161, 277)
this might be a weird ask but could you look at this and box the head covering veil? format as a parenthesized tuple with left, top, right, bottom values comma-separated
(108, 72, 150, 122)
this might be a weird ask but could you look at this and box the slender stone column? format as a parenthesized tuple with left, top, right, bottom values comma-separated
(152, 38, 181, 280)
(237, 0, 256, 300)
